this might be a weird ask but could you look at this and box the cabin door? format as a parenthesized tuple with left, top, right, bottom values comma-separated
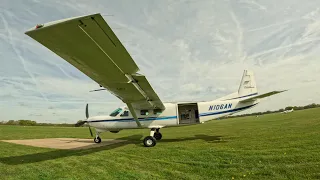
(178, 103, 200, 124)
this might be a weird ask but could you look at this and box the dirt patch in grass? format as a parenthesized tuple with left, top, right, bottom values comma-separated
(1, 138, 127, 150)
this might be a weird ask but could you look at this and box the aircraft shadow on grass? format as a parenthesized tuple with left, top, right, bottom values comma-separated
(0, 134, 225, 165)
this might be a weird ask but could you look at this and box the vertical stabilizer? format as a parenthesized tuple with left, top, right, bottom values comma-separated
(238, 70, 258, 96)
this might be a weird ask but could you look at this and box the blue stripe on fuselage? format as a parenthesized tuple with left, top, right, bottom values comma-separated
(88, 103, 258, 123)
(89, 116, 177, 123)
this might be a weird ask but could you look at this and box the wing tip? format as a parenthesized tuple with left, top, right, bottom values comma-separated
(24, 13, 102, 35)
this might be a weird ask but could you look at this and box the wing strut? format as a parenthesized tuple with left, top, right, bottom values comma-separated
(127, 103, 142, 127)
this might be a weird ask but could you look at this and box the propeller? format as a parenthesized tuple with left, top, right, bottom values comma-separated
(75, 103, 93, 137)
(85, 103, 93, 137)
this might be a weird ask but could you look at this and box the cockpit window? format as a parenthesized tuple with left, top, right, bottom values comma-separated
(109, 108, 122, 117)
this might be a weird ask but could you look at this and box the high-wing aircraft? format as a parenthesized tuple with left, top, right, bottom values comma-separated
(281, 109, 294, 113)
(25, 13, 286, 147)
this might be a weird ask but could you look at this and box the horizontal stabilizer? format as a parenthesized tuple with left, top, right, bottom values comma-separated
(240, 90, 287, 103)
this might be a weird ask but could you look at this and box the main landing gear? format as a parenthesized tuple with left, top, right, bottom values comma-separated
(94, 132, 101, 143)
(93, 129, 162, 147)
(143, 128, 162, 147)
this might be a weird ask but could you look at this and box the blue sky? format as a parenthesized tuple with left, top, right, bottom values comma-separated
(1, 0, 320, 123)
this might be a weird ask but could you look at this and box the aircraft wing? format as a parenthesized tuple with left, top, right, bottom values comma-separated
(239, 90, 287, 103)
(25, 13, 165, 112)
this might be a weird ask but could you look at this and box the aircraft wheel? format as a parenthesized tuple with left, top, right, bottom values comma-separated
(143, 136, 157, 147)
(94, 136, 101, 143)
(154, 132, 162, 140)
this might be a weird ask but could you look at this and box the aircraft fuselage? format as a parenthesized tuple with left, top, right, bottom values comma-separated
(87, 98, 259, 132)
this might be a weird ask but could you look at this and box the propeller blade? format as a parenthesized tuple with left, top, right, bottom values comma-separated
(85, 103, 93, 137)
(89, 126, 93, 137)
(86, 104, 89, 119)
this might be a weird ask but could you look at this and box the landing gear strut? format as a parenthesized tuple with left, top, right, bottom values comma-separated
(143, 128, 162, 147)
(154, 128, 162, 140)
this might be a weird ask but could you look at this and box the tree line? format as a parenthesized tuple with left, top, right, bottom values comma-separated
(1, 103, 319, 126)
(0, 120, 76, 127)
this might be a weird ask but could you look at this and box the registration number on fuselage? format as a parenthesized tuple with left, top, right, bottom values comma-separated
(208, 103, 232, 111)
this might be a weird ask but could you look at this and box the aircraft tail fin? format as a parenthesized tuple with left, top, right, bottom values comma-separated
(219, 70, 286, 102)
(238, 70, 258, 97)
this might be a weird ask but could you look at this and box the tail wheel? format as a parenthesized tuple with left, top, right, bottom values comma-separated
(94, 137, 101, 143)
(143, 136, 157, 147)
(154, 132, 162, 140)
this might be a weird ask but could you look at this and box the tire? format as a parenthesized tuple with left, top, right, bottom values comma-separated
(94, 137, 101, 143)
(154, 132, 162, 140)
(143, 136, 157, 147)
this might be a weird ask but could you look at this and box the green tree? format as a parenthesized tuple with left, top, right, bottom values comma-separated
(6, 120, 17, 125)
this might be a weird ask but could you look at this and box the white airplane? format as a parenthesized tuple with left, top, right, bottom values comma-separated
(281, 109, 294, 113)
(25, 13, 286, 147)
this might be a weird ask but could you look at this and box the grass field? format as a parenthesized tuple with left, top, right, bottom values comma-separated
(1, 108, 320, 180)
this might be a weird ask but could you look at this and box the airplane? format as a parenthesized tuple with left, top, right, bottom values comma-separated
(281, 109, 294, 113)
(25, 13, 286, 147)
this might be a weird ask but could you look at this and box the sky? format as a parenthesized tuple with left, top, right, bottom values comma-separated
(0, 0, 320, 123)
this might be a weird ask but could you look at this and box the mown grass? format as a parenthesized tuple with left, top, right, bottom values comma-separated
(0, 108, 320, 180)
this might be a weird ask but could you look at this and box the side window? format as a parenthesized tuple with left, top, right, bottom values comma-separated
(120, 110, 129, 117)
(140, 110, 149, 116)
(153, 109, 162, 115)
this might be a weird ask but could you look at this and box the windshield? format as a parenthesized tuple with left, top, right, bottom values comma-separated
(109, 108, 122, 117)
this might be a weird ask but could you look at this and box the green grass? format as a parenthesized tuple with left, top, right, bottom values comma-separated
(1, 108, 320, 180)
